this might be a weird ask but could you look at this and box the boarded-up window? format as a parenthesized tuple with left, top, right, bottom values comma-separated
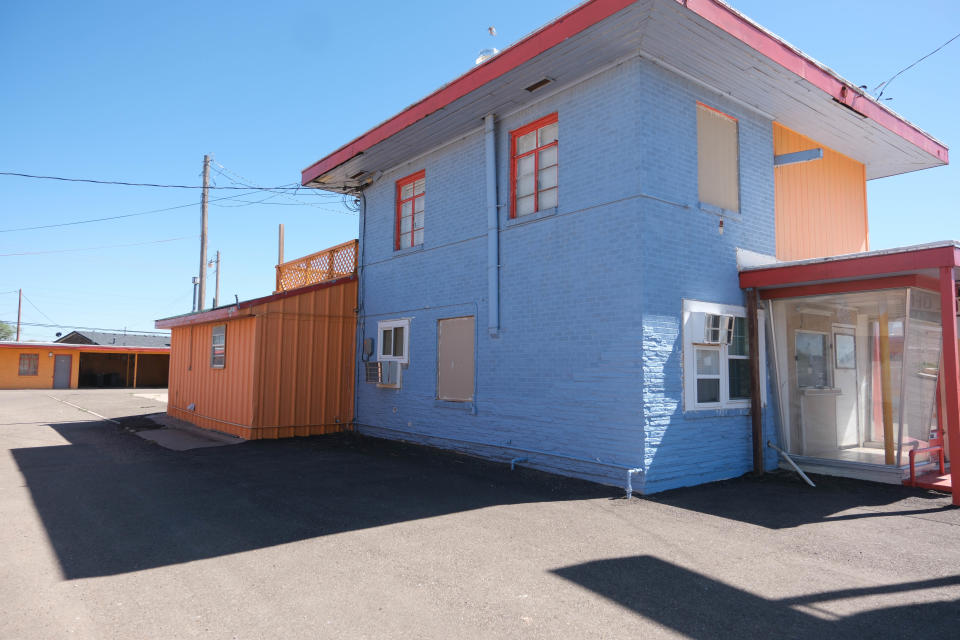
(697, 103, 739, 212)
(437, 316, 474, 402)
(18, 353, 39, 376)
(211, 325, 226, 369)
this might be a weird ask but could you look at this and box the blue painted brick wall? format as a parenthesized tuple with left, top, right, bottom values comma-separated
(355, 56, 781, 493)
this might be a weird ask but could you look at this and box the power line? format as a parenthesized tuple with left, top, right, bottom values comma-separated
(0, 171, 312, 191)
(0, 319, 168, 335)
(21, 293, 59, 326)
(873, 31, 960, 99)
(0, 235, 194, 257)
(0, 189, 262, 233)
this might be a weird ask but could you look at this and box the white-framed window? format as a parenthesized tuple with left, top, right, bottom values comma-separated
(682, 299, 765, 410)
(211, 324, 226, 369)
(377, 318, 410, 364)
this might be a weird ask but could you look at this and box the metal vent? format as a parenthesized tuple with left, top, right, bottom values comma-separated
(364, 361, 382, 384)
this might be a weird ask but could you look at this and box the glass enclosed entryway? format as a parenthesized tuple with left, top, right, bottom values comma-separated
(768, 287, 943, 469)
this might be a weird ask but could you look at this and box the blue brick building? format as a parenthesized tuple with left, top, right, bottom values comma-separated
(300, 0, 949, 494)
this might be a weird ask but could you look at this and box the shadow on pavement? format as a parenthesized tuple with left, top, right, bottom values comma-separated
(645, 472, 956, 530)
(552, 555, 960, 639)
(13, 418, 612, 580)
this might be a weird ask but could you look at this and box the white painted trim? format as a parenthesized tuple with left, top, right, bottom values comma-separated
(682, 299, 767, 411)
(377, 318, 411, 364)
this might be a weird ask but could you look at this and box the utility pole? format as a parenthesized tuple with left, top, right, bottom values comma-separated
(211, 250, 221, 308)
(278, 223, 284, 265)
(16, 288, 22, 341)
(198, 154, 210, 311)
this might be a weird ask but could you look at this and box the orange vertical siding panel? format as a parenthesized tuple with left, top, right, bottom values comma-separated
(167, 316, 257, 437)
(251, 279, 356, 437)
(773, 123, 868, 261)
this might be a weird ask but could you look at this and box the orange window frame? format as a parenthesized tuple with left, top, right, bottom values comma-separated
(509, 113, 558, 219)
(395, 170, 425, 250)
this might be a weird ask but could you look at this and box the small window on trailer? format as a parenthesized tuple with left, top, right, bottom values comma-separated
(211, 325, 226, 368)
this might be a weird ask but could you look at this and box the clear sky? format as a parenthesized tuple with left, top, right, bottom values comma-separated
(1, 1, 957, 341)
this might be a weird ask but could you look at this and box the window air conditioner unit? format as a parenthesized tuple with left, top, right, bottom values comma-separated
(364, 361, 382, 384)
(365, 361, 401, 387)
(701, 313, 734, 345)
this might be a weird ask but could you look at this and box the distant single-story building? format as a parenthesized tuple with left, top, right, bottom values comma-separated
(0, 342, 170, 390)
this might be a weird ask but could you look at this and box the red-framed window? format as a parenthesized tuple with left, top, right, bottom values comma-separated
(510, 113, 558, 218)
(395, 170, 425, 250)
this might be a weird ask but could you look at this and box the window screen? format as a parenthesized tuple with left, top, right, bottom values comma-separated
(697, 103, 739, 212)
(437, 316, 474, 401)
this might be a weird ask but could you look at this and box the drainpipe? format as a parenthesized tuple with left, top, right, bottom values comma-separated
(747, 288, 763, 474)
(484, 114, 500, 336)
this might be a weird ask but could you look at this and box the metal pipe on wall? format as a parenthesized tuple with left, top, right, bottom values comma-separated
(484, 114, 500, 336)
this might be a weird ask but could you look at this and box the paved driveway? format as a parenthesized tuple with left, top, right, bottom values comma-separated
(1, 389, 959, 639)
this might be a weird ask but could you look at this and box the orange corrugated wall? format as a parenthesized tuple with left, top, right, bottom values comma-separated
(252, 279, 357, 438)
(774, 123, 869, 261)
(166, 278, 356, 440)
(167, 316, 258, 438)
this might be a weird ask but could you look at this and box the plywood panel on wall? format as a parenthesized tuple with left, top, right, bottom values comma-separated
(774, 123, 868, 261)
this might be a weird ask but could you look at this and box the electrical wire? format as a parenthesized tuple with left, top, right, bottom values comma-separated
(873, 31, 960, 99)
(21, 293, 59, 326)
(0, 189, 262, 233)
(0, 171, 313, 191)
(0, 319, 168, 335)
(0, 235, 195, 257)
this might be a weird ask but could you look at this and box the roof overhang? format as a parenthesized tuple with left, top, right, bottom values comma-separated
(302, 0, 947, 193)
(739, 241, 960, 295)
(155, 274, 357, 329)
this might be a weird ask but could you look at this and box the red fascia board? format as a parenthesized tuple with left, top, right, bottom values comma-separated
(300, 0, 636, 185)
(156, 274, 357, 329)
(682, 0, 947, 164)
(740, 246, 960, 290)
(757, 275, 939, 300)
(0, 343, 168, 354)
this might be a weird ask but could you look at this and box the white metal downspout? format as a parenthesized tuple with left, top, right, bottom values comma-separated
(484, 114, 500, 336)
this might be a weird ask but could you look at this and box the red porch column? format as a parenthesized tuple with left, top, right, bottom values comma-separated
(938, 266, 960, 506)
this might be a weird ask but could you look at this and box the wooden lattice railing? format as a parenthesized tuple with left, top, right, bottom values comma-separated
(275, 239, 358, 293)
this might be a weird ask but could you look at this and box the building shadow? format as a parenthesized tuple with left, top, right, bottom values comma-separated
(12, 419, 612, 580)
(552, 555, 960, 639)
(645, 471, 956, 530)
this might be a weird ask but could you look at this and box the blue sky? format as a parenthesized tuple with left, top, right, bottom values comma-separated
(1, 1, 957, 341)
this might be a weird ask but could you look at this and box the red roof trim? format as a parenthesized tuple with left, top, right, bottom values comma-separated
(301, 0, 636, 185)
(156, 274, 357, 329)
(740, 246, 960, 290)
(301, 0, 947, 186)
(757, 274, 940, 300)
(0, 343, 169, 354)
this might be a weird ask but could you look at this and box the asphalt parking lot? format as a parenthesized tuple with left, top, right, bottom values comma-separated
(1, 389, 959, 639)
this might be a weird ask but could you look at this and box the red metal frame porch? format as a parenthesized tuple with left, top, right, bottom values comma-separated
(740, 241, 960, 503)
